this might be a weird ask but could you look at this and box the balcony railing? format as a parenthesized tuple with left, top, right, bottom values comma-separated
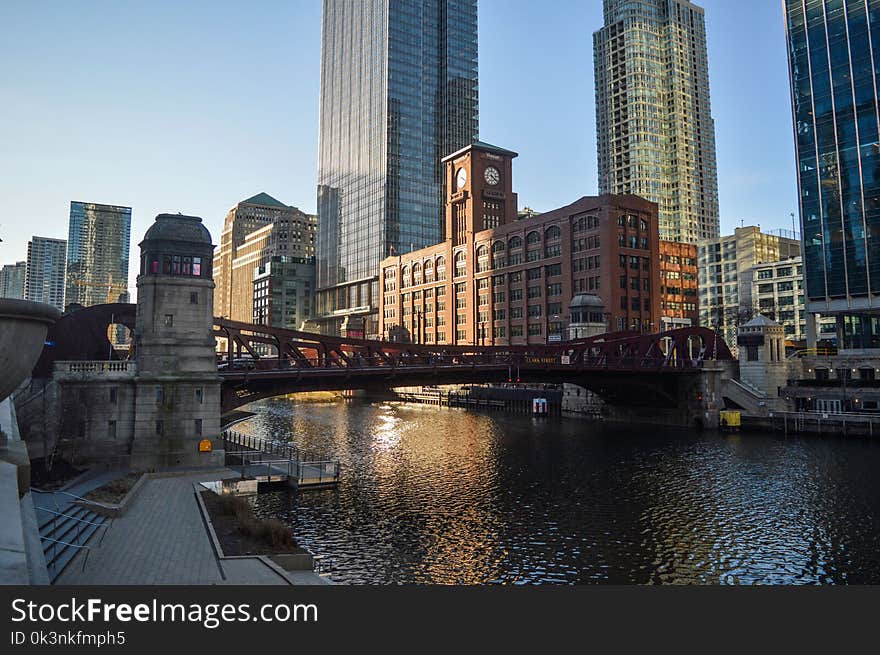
(55, 361, 135, 374)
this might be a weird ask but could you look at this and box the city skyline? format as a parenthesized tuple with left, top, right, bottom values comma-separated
(1, 1, 797, 296)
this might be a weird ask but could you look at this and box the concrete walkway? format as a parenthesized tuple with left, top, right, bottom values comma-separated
(56, 470, 331, 586)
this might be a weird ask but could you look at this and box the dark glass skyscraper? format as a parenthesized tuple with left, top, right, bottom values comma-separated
(315, 0, 479, 336)
(785, 0, 880, 349)
(66, 201, 132, 309)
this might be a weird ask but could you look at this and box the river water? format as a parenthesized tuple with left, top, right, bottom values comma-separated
(237, 397, 880, 584)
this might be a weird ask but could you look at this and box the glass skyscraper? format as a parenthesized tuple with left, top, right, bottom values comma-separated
(315, 0, 479, 336)
(65, 201, 132, 309)
(784, 0, 880, 349)
(594, 0, 719, 243)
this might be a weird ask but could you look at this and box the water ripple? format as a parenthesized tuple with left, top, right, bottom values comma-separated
(241, 398, 880, 584)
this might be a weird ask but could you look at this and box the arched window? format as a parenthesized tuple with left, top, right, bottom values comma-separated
(526, 231, 541, 244)
(413, 262, 422, 285)
(401, 265, 410, 288)
(424, 259, 434, 281)
(454, 250, 467, 277)
(436, 256, 447, 281)
(476, 245, 490, 273)
(508, 236, 523, 249)
(491, 240, 505, 253)
(545, 225, 561, 240)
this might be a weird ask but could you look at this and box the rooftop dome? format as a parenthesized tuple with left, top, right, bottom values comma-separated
(141, 214, 212, 246)
(569, 293, 605, 309)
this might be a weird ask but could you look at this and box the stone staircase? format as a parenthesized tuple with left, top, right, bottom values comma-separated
(36, 503, 109, 583)
(32, 489, 109, 582)
(721, 378, 772, 417)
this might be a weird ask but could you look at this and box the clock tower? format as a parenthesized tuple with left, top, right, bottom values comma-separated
(442, 142, 518, 246)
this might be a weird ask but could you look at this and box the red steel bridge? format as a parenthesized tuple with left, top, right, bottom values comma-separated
(213, 318, 733, 416)
(31, 304, 734, 423)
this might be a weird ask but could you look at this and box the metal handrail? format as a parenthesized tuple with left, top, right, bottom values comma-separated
(31, 487, 94, 503)
(35, 506, 106, 528)
(31, 486, 114, 567)
(41, 538, 91, 573)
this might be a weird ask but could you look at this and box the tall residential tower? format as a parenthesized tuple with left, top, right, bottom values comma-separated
(315, 0, 479, 336)
(25, 237, 67, 311)
(594, 0, 719, 244)
(0, 261, 26, 299)
(784, 0, 880, 349)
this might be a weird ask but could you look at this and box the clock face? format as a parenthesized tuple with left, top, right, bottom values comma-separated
(484, 166, 500, 186)
(456, 167, 467, 189)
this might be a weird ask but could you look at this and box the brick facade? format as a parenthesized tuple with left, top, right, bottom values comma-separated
(378, 143, 661, 346)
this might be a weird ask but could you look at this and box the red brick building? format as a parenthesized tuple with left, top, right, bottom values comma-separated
(659, 240, 699, 330)
(378, 142, 662, 346)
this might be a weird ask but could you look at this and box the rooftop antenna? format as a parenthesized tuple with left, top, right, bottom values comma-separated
(791, 212, 797, 238)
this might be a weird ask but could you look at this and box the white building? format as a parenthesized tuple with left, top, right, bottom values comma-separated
(698, 226, 801, 348)
(748, 256, 836, 344)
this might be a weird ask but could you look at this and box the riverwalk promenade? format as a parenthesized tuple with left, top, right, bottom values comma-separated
(57, 471, 330, 586)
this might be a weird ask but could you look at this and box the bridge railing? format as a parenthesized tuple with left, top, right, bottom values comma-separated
(217, 353, 710, 372)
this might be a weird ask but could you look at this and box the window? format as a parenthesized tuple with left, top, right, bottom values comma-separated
(195, 419, 202, 436)
(509, 288, 523, 302)
(528, 304, 542, 318)
(108, 420, 117, 439)
(527, 268, 542, 280)
(757, 269, 773, 280)
(510, 325, 524, 337)
(109, 388, 117, 404)
(156, 420, 164, 436)
(454, 251, 466, 277)
(196, 388, 203, 404)
(526, 231, 541, 244)
(436, 257, 447, 281)
(476, 246, 489, 273)
(546, 264, 562, 277)
(528, 324, 543, 336)
(510, 307, 524, 319)
(508, 236, 523, 250)
(527, 286, 542, 299)
(164, 314, 173, 327)
(156, 386, 164, 403)
(547, 283, 562, 297)
(190, 291, 198, 304)
(545, 225, 561, 240)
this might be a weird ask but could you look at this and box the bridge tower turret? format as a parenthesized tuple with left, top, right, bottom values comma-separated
(130, 214, 223, 469)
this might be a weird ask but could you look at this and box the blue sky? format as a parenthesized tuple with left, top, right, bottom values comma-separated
(0, 1, 797, 295)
